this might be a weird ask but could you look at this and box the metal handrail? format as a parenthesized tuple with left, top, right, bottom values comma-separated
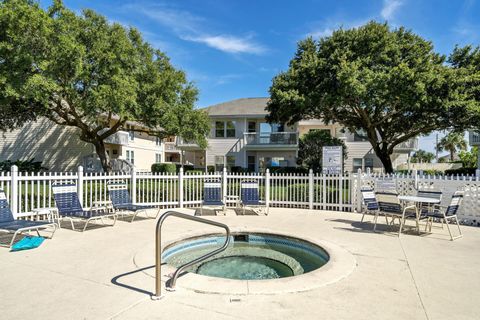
(154, 211, 231, 299)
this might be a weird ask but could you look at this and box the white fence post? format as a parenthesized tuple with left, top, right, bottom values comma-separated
(77, 166, 84, 206)
(265, 168, 271, 208)
(413, 169, 418, 190)
(356, 169, 362, 213)
(10, 165, 18, 217)
(308, 169, 314, 210)
(131, 169, 137, 204)
(222, 167, 228, 202)
(179, 167, 184, 208)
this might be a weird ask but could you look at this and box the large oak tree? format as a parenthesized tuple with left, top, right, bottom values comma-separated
(0, 0, 209, 171)
(267, 22, 467, 172)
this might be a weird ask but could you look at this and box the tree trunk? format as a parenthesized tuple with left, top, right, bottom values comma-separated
(377, 151, 394, 173)
(93, 140, 112, 172)
(450, 149, 454, 162)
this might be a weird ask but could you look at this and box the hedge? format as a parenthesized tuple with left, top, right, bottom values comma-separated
(444, 167, 477, 176)
(151, 163, 177, 173)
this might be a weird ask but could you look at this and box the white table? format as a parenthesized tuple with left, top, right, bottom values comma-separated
(398, 196, 440, 233)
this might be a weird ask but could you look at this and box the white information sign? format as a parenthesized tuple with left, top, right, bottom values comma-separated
(322, 146, 343, 174)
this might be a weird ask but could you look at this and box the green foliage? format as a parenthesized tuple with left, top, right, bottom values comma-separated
(207, 165, 215, 173)
(267, 166, 309, 174)
(411, 150, 435, 163)
(436, 131, 467, 162)
(458, 147, 478, 168)
(418, 169, 444, 176)
(296, 130, 347, 172)
(0, 158, 47, 172)
(0, 0, 210, 171)
(267, 21, 467, 173)
(448, 46, 480, 129)
(151, 163, 176, 174)
(444, 167, 477, 176)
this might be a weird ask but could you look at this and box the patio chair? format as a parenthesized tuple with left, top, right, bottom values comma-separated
(107, 182, 159, 222)
(424, 191, 463, 241)
(240, 180, 268, 216)
(52, 183, 117, 231)
(199, 179, 226, 216)
(0, 190, 57, 248)
(376, 192, 416, 236)
(360, 187, 388, 224)
(416, 190, 442, 217)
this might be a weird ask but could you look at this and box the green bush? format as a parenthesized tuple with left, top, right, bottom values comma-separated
(207, 165, 215, 173)
(444, 167, 477, 176)
(151, 163, 177, 173)
(0, 158, 47, 172)
(267, 166, 309, 174)
(185, 170, 204, 175)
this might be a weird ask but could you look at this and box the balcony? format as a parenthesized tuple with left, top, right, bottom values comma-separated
(244, 132, 298, 150)
(469, 131, 480, 146)
(176, 137, 202, 150)
(164, 142, 181, 152)
(393, 138, 419, 153)
(102, 130, 129, 146)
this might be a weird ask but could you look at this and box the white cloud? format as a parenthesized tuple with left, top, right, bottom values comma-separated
(123, 3, 266, 55)
(182, 35, 266, 54)
(381, 0, 404, 20)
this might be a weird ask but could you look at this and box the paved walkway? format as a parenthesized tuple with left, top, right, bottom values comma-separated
(1, 208, 479, 320)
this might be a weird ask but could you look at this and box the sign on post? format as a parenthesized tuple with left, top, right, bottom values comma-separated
(322, 146, 343, 174)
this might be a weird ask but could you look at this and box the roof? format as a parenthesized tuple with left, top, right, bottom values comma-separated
(203, 97, 270, 117)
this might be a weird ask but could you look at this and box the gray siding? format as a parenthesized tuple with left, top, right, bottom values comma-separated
(0, 118, 92, 171)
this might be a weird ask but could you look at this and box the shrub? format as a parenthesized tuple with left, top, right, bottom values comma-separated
(230, 166, 247, 173)
(444, 167, 477, 176)
(418, 169, 444, 176)
(151, 163, 176, 173)
(207, 165, 215, 173)
(0, 158, 47, 172)
(267, 166, 309, 174)
(185, 169, 204, 175)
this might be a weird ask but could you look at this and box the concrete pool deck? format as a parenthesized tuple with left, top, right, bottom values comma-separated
(1, 208, 479, 320)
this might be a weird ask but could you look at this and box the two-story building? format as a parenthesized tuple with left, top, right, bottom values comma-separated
(469, 131, 480, 170)
(177, 98, 417, 172)
(0, 117, 181, 172)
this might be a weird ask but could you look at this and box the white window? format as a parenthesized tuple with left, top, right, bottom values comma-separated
(214, 121, 236, 138)
(155, 153, 162, 163)
(126, 150, 135, 165)
(226, 156, 236, 168)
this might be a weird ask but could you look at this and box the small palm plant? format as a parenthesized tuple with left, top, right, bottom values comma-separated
(436, 132, 467, 162)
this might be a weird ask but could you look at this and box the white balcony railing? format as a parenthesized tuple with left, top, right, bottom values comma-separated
(469, 131, 480, 146)
(393, 138, 418, 152)
(102, 130, 129, 146)
(244, 132, 298, 146)
(164, 142, 180, 152)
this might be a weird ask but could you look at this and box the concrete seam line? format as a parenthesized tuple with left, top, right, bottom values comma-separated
(399, 238, 430, 320)
(108, 297, 149, 320)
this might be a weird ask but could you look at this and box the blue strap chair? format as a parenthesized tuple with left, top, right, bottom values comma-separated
(200, 179, 225, 216)
(0, 190, 57, 248)
(424, 191, 463, 240)
(416, 190, 442, 217)
(240, 180, 268, 215)
(107, 182, 158, 222)
(360, 187, 388, 224)
(52, 183, 117, 231)
(376, 191, 416, 236)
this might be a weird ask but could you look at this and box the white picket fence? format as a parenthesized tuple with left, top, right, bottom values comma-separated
(1, 166, 479, 224)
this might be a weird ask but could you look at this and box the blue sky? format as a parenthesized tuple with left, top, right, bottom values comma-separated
(47, 0, 479, 155)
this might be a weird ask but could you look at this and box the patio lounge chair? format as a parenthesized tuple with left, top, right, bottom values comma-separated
(376, 192, 416, 236)
(199, 179, 226, 216)
(52, 183, 117, 231)
(0, 190, 57, 248)
(360, 187, 388, 224)
(424, 191, 463, 241)
(240, 180, 268, 215)
(107, 182, 159, 222)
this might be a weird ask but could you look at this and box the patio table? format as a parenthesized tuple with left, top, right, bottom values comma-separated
(397, 195, 440, 234)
